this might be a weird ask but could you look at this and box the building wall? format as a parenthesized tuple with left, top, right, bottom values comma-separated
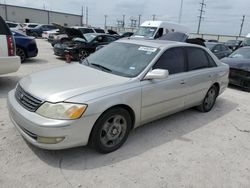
(0, 4, 82, 26)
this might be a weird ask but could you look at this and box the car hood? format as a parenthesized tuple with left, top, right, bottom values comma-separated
(221, 57, 250, 72)
(19, 64, 130, 102)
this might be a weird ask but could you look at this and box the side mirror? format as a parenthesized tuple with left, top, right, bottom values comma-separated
(144, 69, 169, 80)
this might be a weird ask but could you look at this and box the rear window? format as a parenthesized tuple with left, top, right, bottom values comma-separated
(0, 17, 11, 35)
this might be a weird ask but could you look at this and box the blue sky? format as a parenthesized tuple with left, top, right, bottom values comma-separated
(2, 0, 250, 36)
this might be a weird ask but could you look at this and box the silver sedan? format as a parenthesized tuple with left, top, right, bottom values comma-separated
(8, 39, 229, 153)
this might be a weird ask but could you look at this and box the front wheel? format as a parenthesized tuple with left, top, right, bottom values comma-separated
(78, 50, 89, 61)
(90, 108, 132, 153)
(197, 85, 218, 112)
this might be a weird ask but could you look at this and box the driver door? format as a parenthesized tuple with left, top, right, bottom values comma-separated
(140, 47, 188, 124)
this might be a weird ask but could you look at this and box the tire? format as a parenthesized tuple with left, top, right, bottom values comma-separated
(197, 85, 218, 112)
(90, 108, 132, 153)
(16, 48, 26, 63)
(78, 50, 89, 61)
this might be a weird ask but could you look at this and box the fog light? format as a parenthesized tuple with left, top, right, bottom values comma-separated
(37, 136, 65, 144)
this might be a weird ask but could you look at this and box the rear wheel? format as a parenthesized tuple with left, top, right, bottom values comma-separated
(197, 85, 218, 112)
(90, 108, 132, 153)
(16, 48, 26, 63)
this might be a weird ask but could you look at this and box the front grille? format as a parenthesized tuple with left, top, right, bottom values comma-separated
(15, 85, 43, 112)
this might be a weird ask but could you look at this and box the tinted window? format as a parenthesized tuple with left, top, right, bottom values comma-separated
(213, 45, 221, 52)
(7, 22, 18, 28)
(106, 36, 116, 42)
(0, 17, 11, 35)
(153, 48, 185, 74)
(80, 28, 94, 34)
(94, 29, 105, 33)
(221, 45, 228, 51)
(187, 48, 211, 71)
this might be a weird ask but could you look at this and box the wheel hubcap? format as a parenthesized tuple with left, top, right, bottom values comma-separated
(204, 88, 216, 109)
(79, 51, 88, 60)
(100, 115, 127, 148)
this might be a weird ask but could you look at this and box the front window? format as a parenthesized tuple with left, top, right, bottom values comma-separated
(229, 48, 250, 59)
(134, 27, 157, 38)
(83, 33, 97, 42)
(82, 42, 160, 77)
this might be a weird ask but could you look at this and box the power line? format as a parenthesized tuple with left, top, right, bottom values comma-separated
(239, 15, 245, 37)
(197, 0, 206, 34)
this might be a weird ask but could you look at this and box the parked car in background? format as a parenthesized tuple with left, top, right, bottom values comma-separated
(22, 23, 39, 32)
(12, 30, 38, 62)
(221, 47, 250, 91)
(242, 33, 250, 47)
(207, 39, 218, 43)
(26, 24, 58, 37)
(119, 32, 134, 38)
(0, 16, 20, 75)
(224, 40, 242, 51)
(93, 28, 105, 33)
(205, 42, 232, 59)
(8, 39, 229, 153)
(42, 29, 59, 39)
(54, 33, 118, 60)
(6, 21, 24, 32)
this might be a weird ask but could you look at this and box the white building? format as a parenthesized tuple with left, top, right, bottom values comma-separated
(0, 4, 82, 26)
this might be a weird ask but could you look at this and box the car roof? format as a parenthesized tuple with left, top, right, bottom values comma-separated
(116, 38, 198, 49)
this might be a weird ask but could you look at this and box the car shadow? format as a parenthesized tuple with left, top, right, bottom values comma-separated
(27, 97, 238, 171)
(22, 58, 48, 64)
(0, 75, 20, 98)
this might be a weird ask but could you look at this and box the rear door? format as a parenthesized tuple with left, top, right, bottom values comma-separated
(184, 47, 218, 108)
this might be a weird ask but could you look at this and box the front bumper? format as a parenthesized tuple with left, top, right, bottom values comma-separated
(8, 90, 99, 150)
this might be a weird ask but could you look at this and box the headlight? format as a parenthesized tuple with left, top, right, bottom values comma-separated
(36, 102, 87, 120)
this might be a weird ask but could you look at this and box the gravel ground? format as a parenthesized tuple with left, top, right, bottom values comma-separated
(0, 39, 250, 188)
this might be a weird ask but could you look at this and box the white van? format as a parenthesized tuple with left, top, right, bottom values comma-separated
(133, 20, 189, 39)
(0, 16, 20, 75)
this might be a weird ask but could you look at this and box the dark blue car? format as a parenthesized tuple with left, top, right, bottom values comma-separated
(26, 24, 58, 38)
(12, 30, 38, 62)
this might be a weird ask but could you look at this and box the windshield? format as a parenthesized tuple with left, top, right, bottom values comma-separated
(134, 27, 157, 38)
(229, 48, 250, 59)
(205, 42, 216, 50)
(83, 42, 160, 77)
(242, 38, 250, 46)
(83, 33, 97, 42)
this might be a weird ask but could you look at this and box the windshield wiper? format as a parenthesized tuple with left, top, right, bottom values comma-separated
(90, 63, 112, 72)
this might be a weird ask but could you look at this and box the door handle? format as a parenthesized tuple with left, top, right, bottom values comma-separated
(180, 80, 186, 85)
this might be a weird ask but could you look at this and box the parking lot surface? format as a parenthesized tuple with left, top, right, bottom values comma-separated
(0, 39, 250, 188)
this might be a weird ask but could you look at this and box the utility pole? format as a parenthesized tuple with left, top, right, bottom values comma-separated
(152, 14, 156, 21)
(4, 0, 7, 20)
(86, 6, 88, 26)
(197, 0, 206, 34)
(138, 14, 141, 27)
(239, 15, 245, 37)
(81, 6, 84, 26)
(178, 0, 184, 23)
(122, 15, 125, 28)
(104, 15, 108, 30)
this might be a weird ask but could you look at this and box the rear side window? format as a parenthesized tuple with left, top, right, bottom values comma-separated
(153, 48, 186, 74)
(0, 17, 11, 35)
(94, 29, 105, 33)
(187, 47, 215, 71)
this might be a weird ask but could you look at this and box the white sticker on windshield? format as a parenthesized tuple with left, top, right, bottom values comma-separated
(138, 46, 157, 53)
(129, 66, 135, 70)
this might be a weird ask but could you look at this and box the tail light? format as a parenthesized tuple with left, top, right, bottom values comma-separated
(7, 35, 15, 56)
